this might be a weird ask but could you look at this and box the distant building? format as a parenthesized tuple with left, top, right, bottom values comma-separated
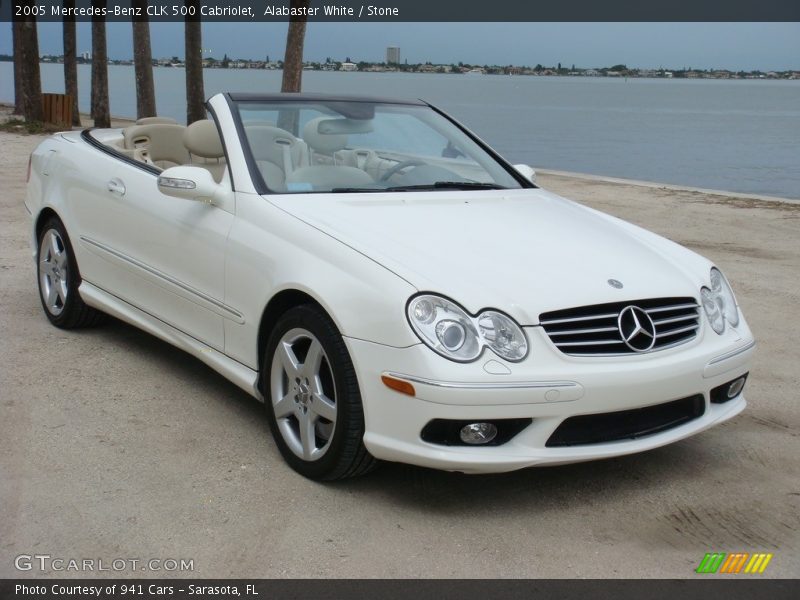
(386, 46, 400, 65)
(340, 62, 357, 71)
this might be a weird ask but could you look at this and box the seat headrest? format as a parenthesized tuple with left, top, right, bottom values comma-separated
(123, 123, 186, 149)
(135, 116, 178, 125)
(183, 120, 225, 159)
(245, 125, 302, 165)
(302, 117, 348, 155)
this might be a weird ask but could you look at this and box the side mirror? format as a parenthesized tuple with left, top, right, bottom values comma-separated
(157, 166, 222, 202)
(513, 164, 536, 183)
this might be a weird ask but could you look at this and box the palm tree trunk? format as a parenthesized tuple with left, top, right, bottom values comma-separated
(91, 1, 111, 127)
(63, 0, 80, 126)
(12, 19, 24, 115)
(132, 0, 157, 119)
(184, 0, 205, 125)
(281, 0, 309, 93)
(18, 4, 43, 122)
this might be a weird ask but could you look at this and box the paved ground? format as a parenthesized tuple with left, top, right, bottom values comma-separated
(1, 129, 798, 579)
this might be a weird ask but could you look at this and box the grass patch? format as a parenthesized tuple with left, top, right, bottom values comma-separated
(0, 118, 69, 135)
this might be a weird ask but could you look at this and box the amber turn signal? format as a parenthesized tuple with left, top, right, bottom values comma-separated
(381, 375, 416, 397)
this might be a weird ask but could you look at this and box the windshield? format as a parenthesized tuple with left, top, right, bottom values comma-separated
(232, 99, 527, 194)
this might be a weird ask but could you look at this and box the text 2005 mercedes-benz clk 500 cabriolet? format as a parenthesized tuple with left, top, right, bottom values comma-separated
(25, 93, 755, 480)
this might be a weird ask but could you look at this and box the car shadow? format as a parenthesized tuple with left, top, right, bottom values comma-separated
(95, 316, 266, 417)
(347, 439, 722, 515)
(90, 316, 730, 511)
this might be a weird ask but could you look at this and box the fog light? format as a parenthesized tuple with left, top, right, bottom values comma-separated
(459, 422, 498, 445)
(727, 377, 746, 398)
(710, 373, 748, 404)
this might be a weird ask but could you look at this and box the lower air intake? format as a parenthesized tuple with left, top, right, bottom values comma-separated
(546, 394, 705, 447)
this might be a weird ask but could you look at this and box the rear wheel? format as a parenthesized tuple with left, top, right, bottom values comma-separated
(37, 217, 105, 329)
(264, 305, 377, 480)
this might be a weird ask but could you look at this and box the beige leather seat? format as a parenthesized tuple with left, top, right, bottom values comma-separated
(183, 120, 227, 183)
(303, 117, 349, 163)
(123, 123, 190, 169)
(289, 118, 373, 190)
(245, 125, 306, 191)
(302, 117, 386, 176)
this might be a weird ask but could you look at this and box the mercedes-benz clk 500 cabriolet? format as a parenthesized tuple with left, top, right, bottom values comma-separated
(25, 93, 755, 480)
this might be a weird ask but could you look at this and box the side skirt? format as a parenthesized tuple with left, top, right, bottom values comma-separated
(79, 280, 264, 402)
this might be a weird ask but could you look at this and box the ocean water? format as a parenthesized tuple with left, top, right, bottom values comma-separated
(2, 63, 799, 199)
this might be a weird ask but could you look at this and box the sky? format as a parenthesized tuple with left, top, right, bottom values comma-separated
(2, 22, 799, 71)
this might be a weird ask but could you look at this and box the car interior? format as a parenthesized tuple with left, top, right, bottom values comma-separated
(102, 110, 502, 193)
(111, 116, 413, 191)
(112, 117, 228, 184)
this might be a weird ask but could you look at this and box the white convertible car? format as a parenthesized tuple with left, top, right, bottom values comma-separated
(25, 93, 755, 480)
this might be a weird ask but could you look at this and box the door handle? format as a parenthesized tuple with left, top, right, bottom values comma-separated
(107, 178, 126, 196)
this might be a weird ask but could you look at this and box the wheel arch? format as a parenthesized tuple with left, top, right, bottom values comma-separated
(256, 288, 329, 393)
(33, 207, 65, 259)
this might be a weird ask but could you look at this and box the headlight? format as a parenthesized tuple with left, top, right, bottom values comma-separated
(701, 267, 739, 335)
(477, 311, 528, 361)
(407, 295, 529, 363)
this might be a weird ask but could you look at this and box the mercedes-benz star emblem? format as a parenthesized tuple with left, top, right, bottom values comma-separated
(617, 305, 656, 352)
(608, 279, 623, 289)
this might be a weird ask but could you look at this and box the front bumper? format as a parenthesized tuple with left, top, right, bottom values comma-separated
(345, 321, 754, 474)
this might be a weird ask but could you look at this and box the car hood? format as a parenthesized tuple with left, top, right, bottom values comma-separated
(267, 188, 712, 325)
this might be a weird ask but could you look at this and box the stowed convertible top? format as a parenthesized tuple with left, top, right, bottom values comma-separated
(224, 92, 427, 106)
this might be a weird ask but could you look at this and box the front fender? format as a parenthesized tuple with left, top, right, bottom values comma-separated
(223, 192, 420, 370)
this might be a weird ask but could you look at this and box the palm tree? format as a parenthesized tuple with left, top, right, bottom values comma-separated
(91, 1, 111, 127)
(132, 0, 157, 119)
(11, 19, 24, 115)
(18, 2, 43, 122)
(281, 0, 310, 93)
(276, 0, 309, 133)
(63, 0, 80, 126)
(184, 0, 205, 124)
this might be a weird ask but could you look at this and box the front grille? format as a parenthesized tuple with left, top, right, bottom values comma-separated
(546, 394, 705, 447)
(540, 297, 700, 356)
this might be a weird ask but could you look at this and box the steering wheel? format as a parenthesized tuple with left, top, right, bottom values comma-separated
(379, 159, 427, 182)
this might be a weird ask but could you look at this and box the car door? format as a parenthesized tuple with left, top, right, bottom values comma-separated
(73, 148, 234, 351)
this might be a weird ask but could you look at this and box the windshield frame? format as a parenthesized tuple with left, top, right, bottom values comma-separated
(224, 93, 536, 195)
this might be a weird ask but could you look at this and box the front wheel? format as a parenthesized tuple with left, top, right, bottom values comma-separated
(264, 305, 376, 480)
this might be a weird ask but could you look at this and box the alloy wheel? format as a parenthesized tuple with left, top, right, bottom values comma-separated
(270, 327, 338, 461)
(39, 229, 69, 316)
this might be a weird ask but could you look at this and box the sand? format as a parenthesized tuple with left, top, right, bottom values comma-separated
(1, 122, 798, 578)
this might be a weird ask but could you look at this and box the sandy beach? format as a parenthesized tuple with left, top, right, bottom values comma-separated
(1, 122, 798, 578)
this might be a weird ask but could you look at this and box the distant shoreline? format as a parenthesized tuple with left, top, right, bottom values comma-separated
(1, 58, 797, 81)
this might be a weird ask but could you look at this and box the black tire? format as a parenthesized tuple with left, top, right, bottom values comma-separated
(36, 216, 106, 329)
(263, 304, 377, 481)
